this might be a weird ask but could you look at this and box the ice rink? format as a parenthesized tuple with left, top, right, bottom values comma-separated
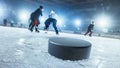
(0, 26, 120, 68)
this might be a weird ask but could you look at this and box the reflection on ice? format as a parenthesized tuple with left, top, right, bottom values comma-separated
(17, 38, 25, 45)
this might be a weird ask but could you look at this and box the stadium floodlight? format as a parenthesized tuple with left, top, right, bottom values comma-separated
(18, 9, 30, 24)
(0, 4, 5, 17)
(74, 19, 82, 27)
(95, 14, 111, 28)
(39, 17, 45, 23)
(57, 18, 64, 27)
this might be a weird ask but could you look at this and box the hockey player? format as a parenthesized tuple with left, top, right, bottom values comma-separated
(44, 10, 59, 35)
(29, 5, 43, 32)
(84, 21, 94, 37)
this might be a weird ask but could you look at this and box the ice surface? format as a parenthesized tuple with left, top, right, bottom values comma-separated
(0, 26, 120, 68)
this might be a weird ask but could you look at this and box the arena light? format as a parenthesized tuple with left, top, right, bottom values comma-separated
(95, 14, 111, 28)
(74, 19, 82, 27)
(0, 8, 4, 17)
(57, 18, 64, 27)
(0, 4, 6, 17)
(18, 9, 30, 24)
(39, 17, 46, 23)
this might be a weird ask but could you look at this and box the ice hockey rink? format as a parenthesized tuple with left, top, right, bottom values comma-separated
(0, 26, 120, 68)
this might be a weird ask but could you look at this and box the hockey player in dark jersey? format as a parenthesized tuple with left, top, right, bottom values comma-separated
(29, 5, 43, 32)
(84, 21, 94, 37)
